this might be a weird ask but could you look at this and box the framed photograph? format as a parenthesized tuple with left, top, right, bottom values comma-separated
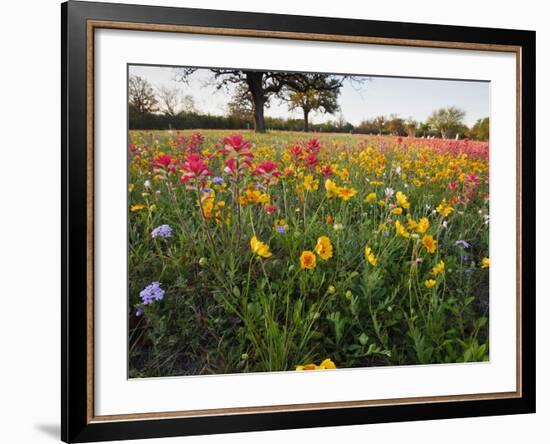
(62, 1, 535, 442)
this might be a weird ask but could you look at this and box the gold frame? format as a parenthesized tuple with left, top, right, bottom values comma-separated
(86, 20, 523, 423)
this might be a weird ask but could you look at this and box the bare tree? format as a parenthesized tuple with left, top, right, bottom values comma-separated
(181, 95, 196, 113)
(156, 85, 181, 117)
(128, 75, 158, 115)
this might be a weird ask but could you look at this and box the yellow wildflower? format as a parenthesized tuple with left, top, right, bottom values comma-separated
(395, 220, 410, 238)
(250, 235, 272, 258)
(365, 245, 377, 266)
(365, 192, 377, 203)
(315, 236, 333, 261)
(407, 217, 418, 230)
(436, 198, 454, 217)
(325, 179, 339, 198)
(300, 250, 317, 270)
(481, 257, 490, 269)
(396, 191, 411, 209)
(422, 234, 437, 254)
(431, 260, 445, 275)
(130, 204, 145, 212)
(392, 207, 403, 215)
(424, 279, 437, 289)
(336, 187, 357, 201)
(296, 358, 336, 371)
(416, 217, 430, 234)
(303, 174, 319, 192)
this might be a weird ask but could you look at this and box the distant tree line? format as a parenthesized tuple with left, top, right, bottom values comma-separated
(129, 73, 489, 141)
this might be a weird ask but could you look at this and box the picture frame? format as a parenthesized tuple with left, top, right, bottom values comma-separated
(61, 1, 536, 442)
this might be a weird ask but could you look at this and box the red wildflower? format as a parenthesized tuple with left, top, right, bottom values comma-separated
(221, 134, 253, 157)
(180, 153, 211, 184)
(252, 160, 281, 177)
(306, 138, 321, 154)
(305, 153, 318, 168)
(153, 154, 173, 168)
(264, 204, 278, 214)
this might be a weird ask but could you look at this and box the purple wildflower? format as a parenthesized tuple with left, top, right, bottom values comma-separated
(276, 225, 286, 234)
(139, 281, 165, 305)
(212, 176, 224, 184)
(151, 224, 172, 239)
(455, 240, 470, 249)
(135, 307, 143, 316)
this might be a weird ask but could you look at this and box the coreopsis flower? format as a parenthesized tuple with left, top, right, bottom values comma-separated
(424, 279, 437, 289)
(436, 198, 454, 217)
(364, 245, 377, 266)
(481, 257, 490, 268)
(422, 234, 438, 254)
(325, 179, 340, 198)
(130, 204, 145, 212)
(431, 260, 445, 275)
(250, 235, 272, 258)
(296, 358, 336, 371)
(336, 187, 357, 201)
(395, 220, 410, 238)
(151, 224, 172, 239)
(303, 174, 319, 192)
(239, 187, 270, 205)
(392, 207, 403, 215)
(300, 250, 317, 270)
(395, 191, 411, 209)
(365, 192, 377, 203)
(416, 217, 430, 234)
(407, 217, 418, 230)
(139, 281, 165, 305)
(315, 236, 333, 261)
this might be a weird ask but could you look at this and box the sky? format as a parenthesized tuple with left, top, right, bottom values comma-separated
(129, 65, 490, 127)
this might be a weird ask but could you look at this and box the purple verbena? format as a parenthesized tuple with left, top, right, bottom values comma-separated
(455, 240, 470, 249)
(151, 224, 173, 239)
(139, 281, 165, 305)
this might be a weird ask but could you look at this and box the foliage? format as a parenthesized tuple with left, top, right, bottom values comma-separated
(426, 106, 467, 139)
(469, 117, 490, 141)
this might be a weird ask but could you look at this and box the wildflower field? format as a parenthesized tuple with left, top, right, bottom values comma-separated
(128, 130, 490, 377)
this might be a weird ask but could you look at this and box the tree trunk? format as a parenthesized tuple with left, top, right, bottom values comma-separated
(303, 109, 310, 132)
(246, 72, 267, 133)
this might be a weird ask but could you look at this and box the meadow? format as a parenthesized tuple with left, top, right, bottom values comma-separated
(128, 130, 490, 377)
